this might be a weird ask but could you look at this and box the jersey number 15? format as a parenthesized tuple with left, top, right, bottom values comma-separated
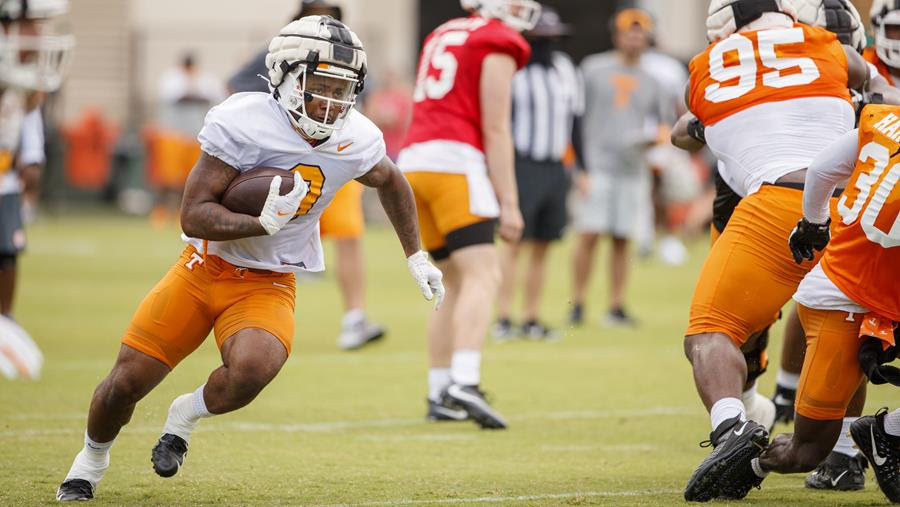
(413, 31, 470, 102)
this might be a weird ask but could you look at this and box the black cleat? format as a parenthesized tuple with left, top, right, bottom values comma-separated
(521, 320, 559, 341)
(684, 417, 769, 502)
(444, 384, 507, 429)
(771, 385, 796, 425)
(426, 397, 468, 422)
(603, 307, 638, 327)
(850, 408, 900, 503)
(56, 479, 94, 501)
(805, 451, 867, 491)
(151, 433, 188, 478)
(491, 318, 518, 341)
(569, 304, 583, 327)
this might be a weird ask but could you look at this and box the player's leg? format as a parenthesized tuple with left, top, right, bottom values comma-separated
(58, 247, 215, 500)
(805, 381, 868, 491)
(605, 173, 649, 326)
(570, 232, 599, 325)
(758, 305, 865, 476)
(683, 187, 814, 501)
(426, 256, 467, 422)
(605, 235, 635, 326)
(521, 240, 553, 339)
(0, 254, 16, 316)
(153, 269, 296, 477)
(323, 182, 385, 351)
(851, 408, 900, 503)
(0, 192, 25, 316)
(772, 306, 804, 423)
(494, 240, 520, 339)
(739, 331, 776, 432)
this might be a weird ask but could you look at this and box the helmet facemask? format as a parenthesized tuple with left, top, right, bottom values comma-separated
(0, 19, 73, 91)
(276, 59, 361, 140)
(876, 11, 900, 68)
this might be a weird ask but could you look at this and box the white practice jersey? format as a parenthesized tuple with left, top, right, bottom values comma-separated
(705, 97, 854, 197)
(0, 90, 26, 195)
(183, 92, 386, 273)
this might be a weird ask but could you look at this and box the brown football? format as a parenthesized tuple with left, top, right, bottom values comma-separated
(220, 167, 296, 216)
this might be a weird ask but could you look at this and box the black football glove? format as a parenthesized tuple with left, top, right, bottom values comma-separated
(859, 336, 900, 387)
(788, 217, 831, 264)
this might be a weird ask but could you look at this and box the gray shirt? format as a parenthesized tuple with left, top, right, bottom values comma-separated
(580, 51, 667, 176)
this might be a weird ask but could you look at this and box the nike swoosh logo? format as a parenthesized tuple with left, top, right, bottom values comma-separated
(733, 422, 750, 436)
(337, 142, 353, 152)
(830, 470, 848, 486)
(276, 211, 291, 217)
(872, 426, 888, 466)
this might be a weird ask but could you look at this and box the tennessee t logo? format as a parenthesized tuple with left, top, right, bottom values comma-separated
(185, 252, 204, 270)
(610, 74, 638, 109)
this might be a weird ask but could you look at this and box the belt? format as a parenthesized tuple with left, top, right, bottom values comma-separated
(233, 265, 275, 275)
(764, 181, 844, 198)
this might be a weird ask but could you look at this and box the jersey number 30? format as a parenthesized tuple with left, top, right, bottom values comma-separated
(839, 140, 900, 247)
(705, 28, 820, 103)
(413, 31, 470, 102)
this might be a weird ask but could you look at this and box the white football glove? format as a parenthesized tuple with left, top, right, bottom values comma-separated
(407, 250, 445, 310)
(258, 172, 308, 235)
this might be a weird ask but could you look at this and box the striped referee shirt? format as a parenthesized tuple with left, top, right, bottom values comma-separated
(512, 50, 584, 163)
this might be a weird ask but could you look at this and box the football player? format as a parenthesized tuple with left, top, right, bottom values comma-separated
(397, 0, 536, 428)
(56, 16, 445, 501)
(0, 0, 71, 380)
(680, 0, 870, 501)
(756, 102, 900, 505)
(867, 0, 900, 85)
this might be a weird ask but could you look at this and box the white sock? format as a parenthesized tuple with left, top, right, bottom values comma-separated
(428, 368, 451, 402)
(885, 409, 900, 437)
(832, 417, 859, 457)
(775, 368, 800, 390)
(341, 309, 365, 328)
(450, 349, 481, 386)
(161, 384, 212, 442)
(64, 431, 114, 486)
(741, 382, 758, 409)
(710, 397, 746, 431)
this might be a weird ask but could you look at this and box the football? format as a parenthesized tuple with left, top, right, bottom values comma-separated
(220, 167, 297, 216)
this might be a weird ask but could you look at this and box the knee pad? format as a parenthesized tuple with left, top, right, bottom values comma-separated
(743, 326, 770, 384)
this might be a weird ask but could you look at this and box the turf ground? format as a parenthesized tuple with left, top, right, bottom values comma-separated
(0, 211, 895, 505)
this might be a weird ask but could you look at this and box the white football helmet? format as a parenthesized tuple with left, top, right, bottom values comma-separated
(872, 0, 900, 67)
(707, 0, 797, 42)
(0, 315, 43, 380)
(787, 0, 865, 52)
(460, 0, 542, 32)
(0, 0, 74, 92)
(266, 16, 366, 140)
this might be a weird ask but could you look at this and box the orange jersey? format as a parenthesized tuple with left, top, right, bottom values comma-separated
(863, 47, 894, 86)
(689, 24, 850, 126)
(820, 104, 900, 321)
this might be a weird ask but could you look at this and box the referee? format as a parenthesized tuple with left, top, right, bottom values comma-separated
(494, 6, 583, 340)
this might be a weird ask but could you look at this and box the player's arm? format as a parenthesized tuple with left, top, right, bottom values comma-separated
(788, 128, 858, 263)
(357, 157, 444, 308)
(867, 72, 900, 105)
(845, 46, 869, 92)
(481, 53, 523, 243)
(357, 156, 420, 257)
(671, 111, 706, 153)
(180, 153, 269, 240)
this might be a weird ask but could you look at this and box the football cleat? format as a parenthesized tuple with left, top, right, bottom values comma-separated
(491, 318, 518, 341)
(426, 397, 469, 422)
(684, 417, 769, 502)
(56, 479, 93, 501)
(521, 321, 558, 341)
(337, 318, 385, 350)
(569, 304, 584, 327)
(151, 433, 188, 478)
(804, 451, 867, 491)
(443, 384, 507, 430)
(771, 385, 796, 425)
(850, 409, 900, 503)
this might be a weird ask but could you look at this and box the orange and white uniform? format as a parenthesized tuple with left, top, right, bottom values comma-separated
(863, 46, 896, 86)
(686, 23, 853, 344)
(792, 104, 900, 420)
(123, 92, 386, 368)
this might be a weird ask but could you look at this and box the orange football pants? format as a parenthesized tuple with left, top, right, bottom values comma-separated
(122, 246, 296, 369)
(687, 185, 834, 345)
(319, 180, 365, 239)
(404, 171, 490, 252)
(795, 304, 866, 420)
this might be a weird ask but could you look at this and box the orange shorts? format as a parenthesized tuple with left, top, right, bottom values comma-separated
(122, 246, 296, 369)
(153, 131, 201, 189)
(320, 180, 364, 239)
(404, 171, 491, 252)
(795, 304, 866, 420)
(687, 185, 834, 345)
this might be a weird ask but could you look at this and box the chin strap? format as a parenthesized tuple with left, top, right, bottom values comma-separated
(730, 0, 781, 29)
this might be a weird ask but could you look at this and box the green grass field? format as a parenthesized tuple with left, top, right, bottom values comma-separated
(0, 211, 895, 505)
